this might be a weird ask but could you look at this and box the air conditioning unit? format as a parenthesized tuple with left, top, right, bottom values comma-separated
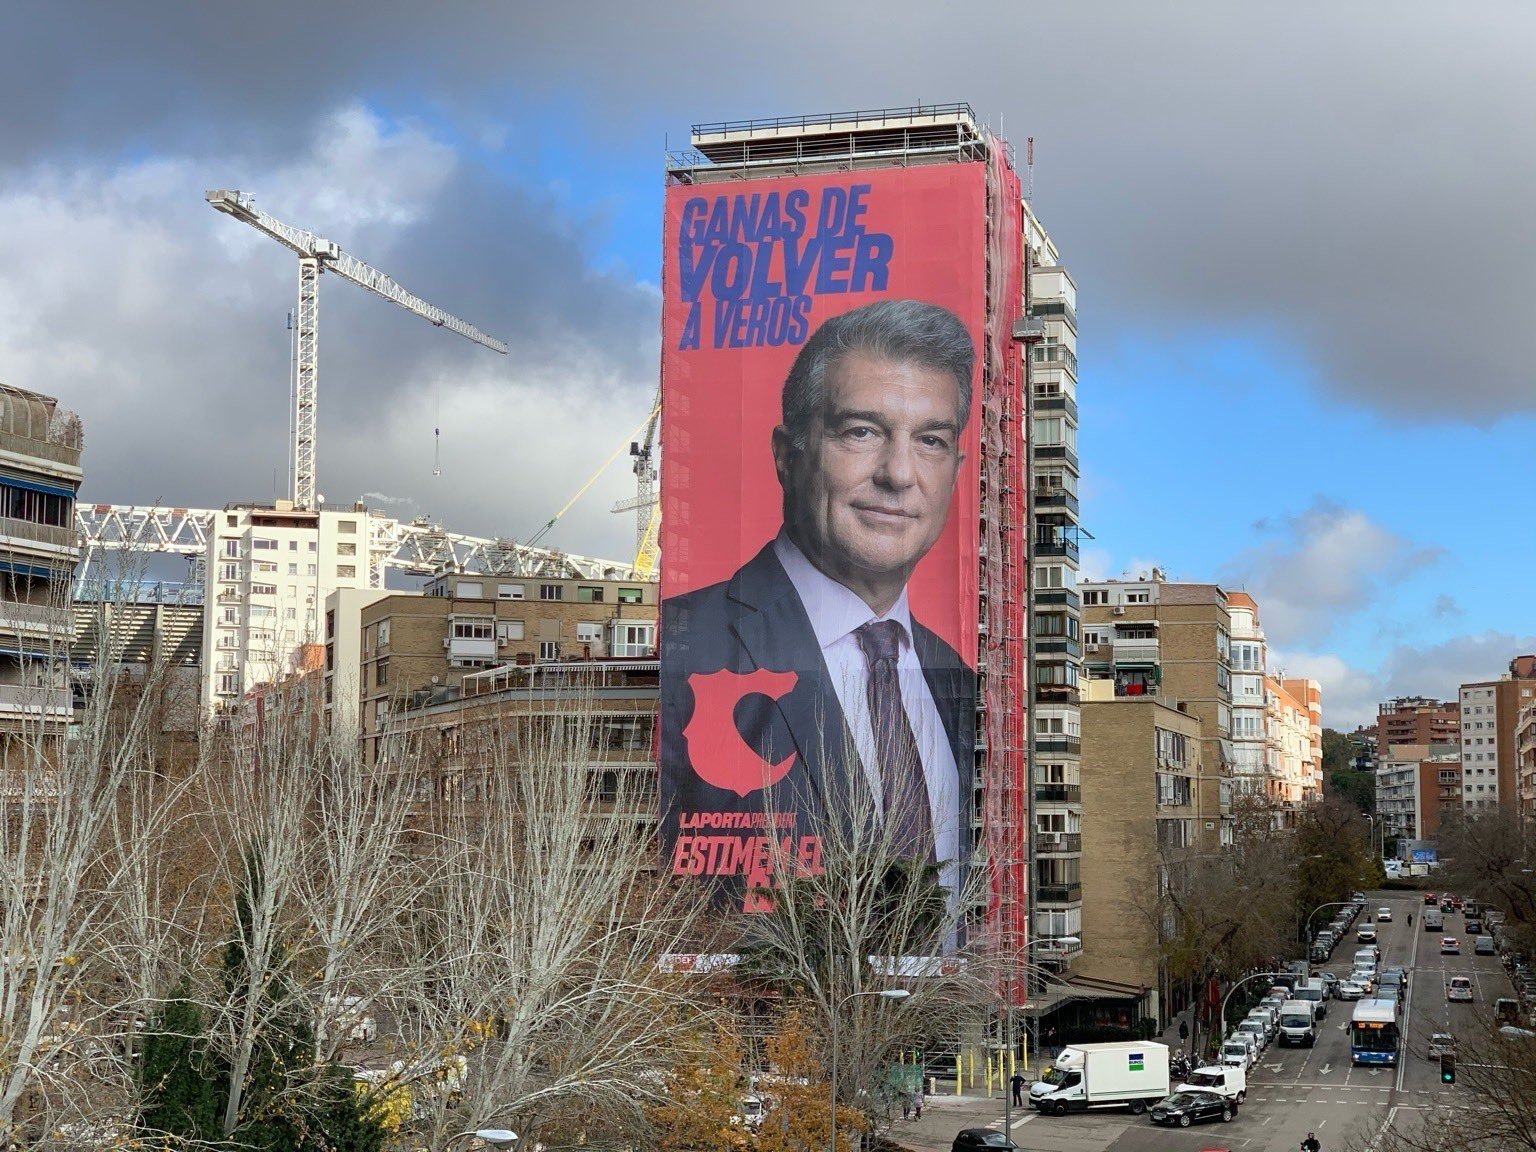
(498, 638, 508, 647)
(1112, 606, 1126, 616)
(442, 638, 452, 649)
(1037, 832, 1061, 846)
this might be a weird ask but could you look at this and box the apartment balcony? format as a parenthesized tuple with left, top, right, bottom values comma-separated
(1034, 536, 1079, 563)
(1036, 637, 1082, 659)
(1110, 638, 1160, 665)
(0, 516, 79, 557)
(1034, 737, 1081, 756)
(1033, 443, 1079, 471)
(1033, 934, 1084, 962)
(1034, 832, 1082, 855)
(1034, 588, 1081, 612)
(1033, 390, 1078, 421)
(0, 683, 73, 720)
(0, 602, 73, 642)
(1034, 682, 1080, 706)
(1034, 784, 1082, 804)
(1034, 487, 1080, 516)
(1035, 883, 1083, 905)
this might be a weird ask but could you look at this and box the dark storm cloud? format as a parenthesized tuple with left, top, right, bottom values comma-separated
(10, 1, 1531, 424)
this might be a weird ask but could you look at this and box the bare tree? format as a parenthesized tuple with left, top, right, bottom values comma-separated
(379, 693, 708, 1150)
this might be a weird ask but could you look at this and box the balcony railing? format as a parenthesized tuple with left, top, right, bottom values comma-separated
(1035, 883, 1083, 904)
(0, 603, 73, 639)
(1033, 444, 1079, 471)
(1034, 588, 1081, 611)
(1034, 488, 1081, 516)
(1034, 784, 1082, 804)
(1034, 737, 1081, 756)
(1111, 639, 1160, 664)
(1035, 832, 1083, 854)
(0, 516, 79, 553)
(0, 683, 73, 719)
(1034, 682, 1081, 705)
(1034, 536, 1080, 562)
(1033, 391, 1079, 421)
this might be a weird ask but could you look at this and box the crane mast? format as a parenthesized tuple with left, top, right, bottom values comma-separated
(206, 189, 507, 511)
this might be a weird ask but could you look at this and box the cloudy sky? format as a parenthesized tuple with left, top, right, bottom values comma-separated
(4, 2, 1532, 727)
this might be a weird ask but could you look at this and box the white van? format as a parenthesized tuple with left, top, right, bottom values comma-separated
(1221, 1036, 1255, 1071)
(1354, 946, 1380, 970)
(1278, 999, 1317, 1047)
(1293, 977, 1328, 1021)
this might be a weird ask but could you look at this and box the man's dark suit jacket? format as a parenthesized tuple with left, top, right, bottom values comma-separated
(660, 542, 975, 907)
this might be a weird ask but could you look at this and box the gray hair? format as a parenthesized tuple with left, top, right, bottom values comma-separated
(781, 298, 975, 448)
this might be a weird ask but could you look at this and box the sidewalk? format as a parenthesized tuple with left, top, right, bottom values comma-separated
(885, 1088, 1026, 1152)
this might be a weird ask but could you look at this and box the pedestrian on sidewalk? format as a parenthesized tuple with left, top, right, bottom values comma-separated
(901, 1093, 911, 1121)
(1178, 1019, 1189, 1046)
(1010, 1071, 1025, 1106)
(913, 1091, 923, 1120)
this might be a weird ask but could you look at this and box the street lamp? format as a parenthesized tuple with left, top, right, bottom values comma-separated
(1362, 812, 1379, 864)
(829, 988, 910, 1152)
(474, 1132, 518, 1150)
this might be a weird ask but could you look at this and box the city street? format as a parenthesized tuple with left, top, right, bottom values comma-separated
(901, 890, 1513, 1152)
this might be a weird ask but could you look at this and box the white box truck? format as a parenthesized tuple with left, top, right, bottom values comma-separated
(1028, 1041, 1170, 1115)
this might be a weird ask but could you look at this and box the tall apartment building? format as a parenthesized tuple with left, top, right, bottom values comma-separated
(1077, 682, 1202, 1029)
(1024, 199, 1084, 964)
(1264, 675, 1313, 813)
(0, 385, 83, 767)
(1283, 677, 1324, 801)
(1458, 656, 1536, 811)
(1377, 696, 1458, 752)
(1517, 696, 1536, 819)
(1081, 576, 1234, 845)
(1226, 592, 1268, 801)
(352, 570, 657, 765)
(202, 501, 376, 712)
(1376, 744, 1461, 843)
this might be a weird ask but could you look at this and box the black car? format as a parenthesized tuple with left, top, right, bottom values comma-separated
(1149, 1090, 1236, 1127)
(951, 1129, 1019, 1152)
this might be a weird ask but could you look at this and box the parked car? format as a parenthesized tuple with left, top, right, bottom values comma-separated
(1149, 1090, 1236, 1127)
(952, 1129, 1019, 1152)
(1476, 936, 1497, 956)
(1447, 976, 1474, 1002)
(1237, 1018, 1270, 1050)
(1442, 936, 1462, 955)
(1318, 972, 1340, 998)
(1496, 998, 1521, 1024)
(1427, 1033, 1456, 1060)
(1378, 907, 1393, 922)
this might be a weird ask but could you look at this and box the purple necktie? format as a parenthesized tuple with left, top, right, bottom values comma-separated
(856, 620, 934, 860)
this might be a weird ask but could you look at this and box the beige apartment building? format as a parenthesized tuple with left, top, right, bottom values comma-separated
(378, 658, 658, 839)
(1264, 675, 1314, 812)
(1077, 683, 1203, 1027)
(1081, 574, 1233, 845)
(348, 570, 657, 765)
(1517, 697, 1536, 819)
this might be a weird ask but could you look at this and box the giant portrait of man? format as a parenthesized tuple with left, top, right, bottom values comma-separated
(661, 297, 977, 911)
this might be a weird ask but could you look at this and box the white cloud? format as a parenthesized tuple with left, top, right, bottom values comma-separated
(1267, 647, 1383, 732)
(1223, 500, 1442, 646)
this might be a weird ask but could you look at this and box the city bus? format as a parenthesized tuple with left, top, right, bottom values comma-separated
(1351, 999, 1401, 1066)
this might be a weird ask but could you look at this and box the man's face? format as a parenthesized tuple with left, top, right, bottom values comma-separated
(773, 350, 964, 610)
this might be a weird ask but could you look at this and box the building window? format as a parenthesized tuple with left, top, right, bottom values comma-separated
(577, 585, 605, 603)
(288, 563, 299, 576)
(457, 581, 484, 599)
(253, 538, 277, 550)
(217, 673, 239, 695)
(1125, 590, 1150, 604)
(618, 586, 644, 605)
(220, 563, 239, 581)
(538, 641, 561, 661)
(498, 583, 525, 600)
(540, 584, 565, 601)
(611, 622, 655, 657)
(251, 583, 277, 596)
(1082, 589, 1107, 605)
(337, 565, 356, 579)
(452, 617, 494, 640)
(337, 542, 357, 556)
(338, 520, 357, 533)
(375, 657, 389, 687)
(377, 620, 390, 646)
(497, 620, 524, 641)
(307, 564, 317, 576)
(576, 622, 603, 644)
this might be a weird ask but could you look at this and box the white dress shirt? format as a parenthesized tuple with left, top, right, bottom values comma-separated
(773, 532, 961, 881)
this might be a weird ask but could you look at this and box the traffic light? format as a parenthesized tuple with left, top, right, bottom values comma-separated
(1440, 1054, 1456, 1084)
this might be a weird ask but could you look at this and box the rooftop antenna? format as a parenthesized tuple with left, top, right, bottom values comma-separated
(1027, 136, 1035, 202)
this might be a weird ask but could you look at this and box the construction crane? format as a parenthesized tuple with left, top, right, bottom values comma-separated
(610, 388, 660, 578)
(206, 189, 508, 511)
